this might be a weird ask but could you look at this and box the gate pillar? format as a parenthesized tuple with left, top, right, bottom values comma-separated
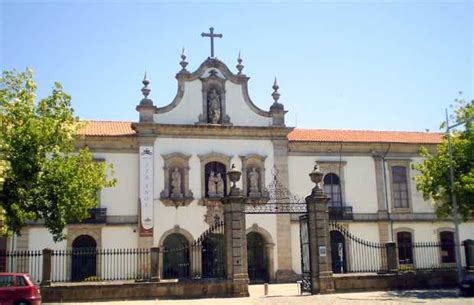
(222, 164, 249, 297)
(306, 164, 335, 294)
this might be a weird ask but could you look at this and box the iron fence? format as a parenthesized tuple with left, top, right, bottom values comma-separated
(0, 250, 43, 283)
(51, 248, 150, 282)
(396, 242, 458, 271)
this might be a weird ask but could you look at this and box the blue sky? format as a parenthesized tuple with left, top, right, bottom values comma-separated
(1, 1, 472, 132)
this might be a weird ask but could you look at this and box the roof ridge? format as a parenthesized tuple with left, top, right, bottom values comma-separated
(292, 128, 442, 134)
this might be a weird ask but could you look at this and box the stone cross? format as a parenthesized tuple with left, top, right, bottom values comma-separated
(201, 27, 223, 58)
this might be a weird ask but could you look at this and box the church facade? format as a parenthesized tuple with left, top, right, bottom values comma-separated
(8, 45, 474, 283)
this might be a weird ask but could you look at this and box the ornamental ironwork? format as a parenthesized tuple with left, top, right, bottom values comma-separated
(244, 166, 307, 214)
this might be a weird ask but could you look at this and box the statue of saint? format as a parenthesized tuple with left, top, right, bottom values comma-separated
(207, 89, 221, 124)
(248, 168, 259, 191)
(216, 173, 224, 196)
(208, 171, 217, 196)
(171, 168, 182, 196)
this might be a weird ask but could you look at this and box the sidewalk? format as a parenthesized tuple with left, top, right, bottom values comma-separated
(45, 284, 474, 305)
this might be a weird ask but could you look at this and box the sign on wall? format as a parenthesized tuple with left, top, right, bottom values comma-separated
(139, 146, 154, 235)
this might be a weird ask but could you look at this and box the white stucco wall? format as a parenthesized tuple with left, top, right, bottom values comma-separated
(28, 228, 67, 251)
(288, 156, 379, 213)
(101, 226, 138, 249)
(94, 153, 139, 216)
(154, 76, 271, 127)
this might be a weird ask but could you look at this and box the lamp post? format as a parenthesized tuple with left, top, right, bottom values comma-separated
(445, 108, 474, 282)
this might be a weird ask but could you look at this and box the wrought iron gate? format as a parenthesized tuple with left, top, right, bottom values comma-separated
(244, 166, 312, 292)
(299, 214, 312, 293)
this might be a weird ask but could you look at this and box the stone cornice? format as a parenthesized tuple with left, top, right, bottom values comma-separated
(76, 136, 138, 153)
(288, 141, 438, 156)
(132, 123, 294, 140)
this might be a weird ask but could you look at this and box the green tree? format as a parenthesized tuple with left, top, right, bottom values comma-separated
(0, 69, 116, 241)
(413, 98, 473, 221)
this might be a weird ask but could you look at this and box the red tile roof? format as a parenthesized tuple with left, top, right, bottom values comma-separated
(78, 121, 136, 137)
(288, 129, 443, 144)
(76, 121, 443, 144)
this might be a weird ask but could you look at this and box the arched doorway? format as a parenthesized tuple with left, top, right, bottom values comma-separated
(71, 235, 97, 281)
(247, 232, 268, 283)
(201, 233, 225, 278)
(330, 230, 347, 273)
(162, 233, 190, 279)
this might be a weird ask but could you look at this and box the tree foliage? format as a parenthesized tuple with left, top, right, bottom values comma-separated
(0, 69, 116, 241)
(413, 98, 473, 221)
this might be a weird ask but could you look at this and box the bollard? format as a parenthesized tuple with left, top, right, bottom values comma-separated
(264, 283, 269, 296)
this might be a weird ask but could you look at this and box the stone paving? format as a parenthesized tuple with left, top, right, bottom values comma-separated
(45, 284, 474, 305)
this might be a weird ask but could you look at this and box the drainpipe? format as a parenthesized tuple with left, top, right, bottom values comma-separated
(381, 144, 393, 241)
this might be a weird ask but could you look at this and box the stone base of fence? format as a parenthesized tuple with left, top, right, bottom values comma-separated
(41, 279, 248, 302)
(334, 270, 458, 292)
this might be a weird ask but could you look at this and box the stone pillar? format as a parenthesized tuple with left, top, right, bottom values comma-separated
(306, 164, 334, 294)
(222, 165, 249, 297)
(385, 242, 398, 272)
(150, 247, 160, 281)
(41, 248, 52, 286)
(373, 154, 391, 244)
(464, 239, 474, 271)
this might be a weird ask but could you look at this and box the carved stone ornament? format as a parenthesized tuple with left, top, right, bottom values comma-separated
(160, 153, 194, 208)
(239, 154, 269, 202)
(203, 201, 224, 226)
(196, 69, 232, 126)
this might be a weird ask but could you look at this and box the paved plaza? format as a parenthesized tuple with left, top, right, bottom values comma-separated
(45, 284, 474, 305)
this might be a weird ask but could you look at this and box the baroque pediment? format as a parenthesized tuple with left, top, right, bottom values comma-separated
(137, 56, 286, 127)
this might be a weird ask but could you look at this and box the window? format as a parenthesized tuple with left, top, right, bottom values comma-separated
(324, 173, 342, 207)
(0, 275, 13, 287)
(397, 231, 413, 265)
(392, 166, 409, 208)
(440, 231, 455, 263)
(16, 275, 28, 286)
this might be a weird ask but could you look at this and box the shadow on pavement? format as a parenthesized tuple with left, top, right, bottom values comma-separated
(386, 289, 463, 299)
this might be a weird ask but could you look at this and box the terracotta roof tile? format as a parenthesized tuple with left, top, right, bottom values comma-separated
(76, 121, 443, 144)
(78, 121, 135, 137)
(288, 129, 443, 144)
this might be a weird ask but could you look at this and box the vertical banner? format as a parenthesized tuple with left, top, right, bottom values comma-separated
(139, 146, 154, 236)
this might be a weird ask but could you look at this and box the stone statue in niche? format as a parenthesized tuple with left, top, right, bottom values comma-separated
(248, 168, 261, 197)
(208, 171, 217, 197)
(216, 173, 224, 197)
(170, 168, 182, 198)
(207, 89, 221, 124)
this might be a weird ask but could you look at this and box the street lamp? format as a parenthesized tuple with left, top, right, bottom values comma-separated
(445, 108, 474, 283)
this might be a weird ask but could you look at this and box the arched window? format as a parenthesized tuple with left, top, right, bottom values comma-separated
(396, 231, 413, 265)
(162, 233, 190, 279)
(439, 231, 455, 263)
(392, 166, 409, 208)
(324, 173, 342, 207)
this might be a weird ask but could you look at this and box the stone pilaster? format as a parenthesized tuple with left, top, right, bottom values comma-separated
(372, 154, 389, 220)
(306, 164, 334, 294)
(272, 139, 297, 282)
(222, 189, 249, 297)
(378, 222, 390, 243)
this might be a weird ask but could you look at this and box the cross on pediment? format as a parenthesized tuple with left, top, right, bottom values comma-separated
(201, 27, 223, 58)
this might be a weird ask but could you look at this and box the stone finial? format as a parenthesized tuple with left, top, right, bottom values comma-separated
(136, 72, 155, 122)
(139, 72, 153, 106)
(272, 77, 280, 102)
(309, 162, 324, 195)
(227, 163, 242, 195)
(180, 47, 188, 71)
(270, 77, 284, 112)
(236, 51, 244, 74)
(142, 72, 150, 98)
